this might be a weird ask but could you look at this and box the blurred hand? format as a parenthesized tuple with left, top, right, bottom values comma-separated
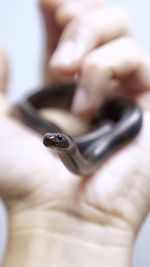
(1, 78, 150, 267)
(40, 0, 150, 115)
(0, 1, 150, 266)
(1, 71, 150, 267)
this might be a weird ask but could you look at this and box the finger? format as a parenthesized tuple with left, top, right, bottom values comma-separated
(39, 0, 64, 12)
(0, 48, 9, 93)
(40, 0, 103, 83)
(40, 0, 103, 25)
(39, 0, 63, 84)
(50, 6, 131, 78)
(71, 37, 150, 116)
(55, 0, 104, 25)
(39, 0, 63, 49)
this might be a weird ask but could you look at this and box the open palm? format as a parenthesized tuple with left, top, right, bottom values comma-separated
(0, 100, 150, 244)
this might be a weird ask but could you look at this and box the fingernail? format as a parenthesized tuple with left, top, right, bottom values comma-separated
(72, 87, 89, 114)
(50, 40, 75, 68)
(50, 40, 85, 69)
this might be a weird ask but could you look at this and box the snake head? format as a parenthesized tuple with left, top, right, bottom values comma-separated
(43, 133, 71, 151)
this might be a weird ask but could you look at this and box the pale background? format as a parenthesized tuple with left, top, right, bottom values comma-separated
(0, 0, 150, 266)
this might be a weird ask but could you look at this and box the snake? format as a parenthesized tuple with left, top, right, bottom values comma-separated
(16, 84, 143, 176)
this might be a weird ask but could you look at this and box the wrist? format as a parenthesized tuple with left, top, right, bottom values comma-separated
(3, 208, 134, 267)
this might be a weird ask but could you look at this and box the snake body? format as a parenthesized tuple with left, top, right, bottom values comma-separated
(17, 84, 142, 176)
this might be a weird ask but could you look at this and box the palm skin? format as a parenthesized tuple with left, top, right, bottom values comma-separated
(0, 99, 150, 247)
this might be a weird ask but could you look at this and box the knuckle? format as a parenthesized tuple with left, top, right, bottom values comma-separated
(55, 2, 84, 25)
(103, 6, 132, 36)
(114, 6, 131, 33)
(55, 0, 104, 25)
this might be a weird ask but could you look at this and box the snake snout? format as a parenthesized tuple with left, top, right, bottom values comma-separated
(43, 133, 70, 149)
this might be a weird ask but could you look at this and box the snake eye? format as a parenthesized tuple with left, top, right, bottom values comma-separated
(57, 134, 63, 141)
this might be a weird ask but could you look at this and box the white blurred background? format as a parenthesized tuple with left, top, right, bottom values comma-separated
(0, 0, 150, 266)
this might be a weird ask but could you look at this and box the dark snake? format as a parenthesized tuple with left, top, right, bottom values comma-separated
(16, 84, 142, 176)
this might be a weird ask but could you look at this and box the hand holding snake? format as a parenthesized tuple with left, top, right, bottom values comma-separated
(0, 1, 150, 266)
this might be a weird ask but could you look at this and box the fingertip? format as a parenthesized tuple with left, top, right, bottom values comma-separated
(49, 41, 82, 80)
(71, 85, 104, 118)
(48, 59, 75, 83)
(50, 40, 75, 68)
(49, 38, 86, 77)
(71, 87, 89, 114)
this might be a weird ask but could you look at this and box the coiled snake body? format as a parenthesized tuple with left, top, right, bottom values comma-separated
(17, 84, 142, 176)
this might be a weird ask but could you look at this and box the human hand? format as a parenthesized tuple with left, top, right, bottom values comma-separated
(1, 86, 150, 267)
(1, 77, 150, 267)
(40, 0, 150, 115)
(1, 1, 150, 266)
